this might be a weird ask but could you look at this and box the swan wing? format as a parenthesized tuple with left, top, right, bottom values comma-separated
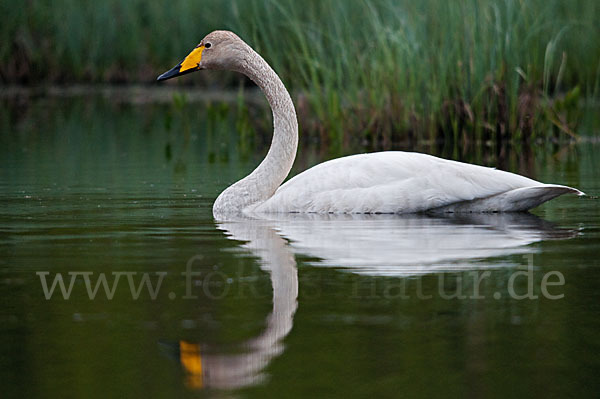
(251, 152, 582, 213)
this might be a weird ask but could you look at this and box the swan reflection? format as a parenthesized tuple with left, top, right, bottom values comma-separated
(260, 212, 577, 276)
(165, 217, 298, 390)
(173, 212, 575, 389)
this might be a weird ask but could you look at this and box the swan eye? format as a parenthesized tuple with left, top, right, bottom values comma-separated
(204, 42, 212, 49)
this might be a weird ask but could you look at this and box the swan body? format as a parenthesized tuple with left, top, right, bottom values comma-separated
(157, 31, 583, 218)
(251, 151, 581, 214)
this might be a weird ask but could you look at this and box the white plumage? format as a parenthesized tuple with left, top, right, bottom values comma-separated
(251, 151, 582, 214)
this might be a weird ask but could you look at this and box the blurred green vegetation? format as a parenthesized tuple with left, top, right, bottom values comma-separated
(1, 0, 599, 141)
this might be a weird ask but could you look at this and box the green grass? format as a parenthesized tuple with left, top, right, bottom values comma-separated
(1, 0, 599, 142)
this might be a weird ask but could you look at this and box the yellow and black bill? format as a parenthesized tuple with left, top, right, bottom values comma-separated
(157, 44, 205, 81)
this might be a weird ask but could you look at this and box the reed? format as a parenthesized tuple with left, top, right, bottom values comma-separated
(1, 0, 598, 142)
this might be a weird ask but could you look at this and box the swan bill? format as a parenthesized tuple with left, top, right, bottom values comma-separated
(157, 45, 205, 81)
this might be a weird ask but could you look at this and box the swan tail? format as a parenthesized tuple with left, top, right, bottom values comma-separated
(434, 184, 585, 213)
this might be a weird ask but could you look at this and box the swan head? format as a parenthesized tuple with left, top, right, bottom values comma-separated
(157, 30, 249, 81)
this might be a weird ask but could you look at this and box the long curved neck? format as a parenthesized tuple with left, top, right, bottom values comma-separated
(213, 47, 298, 218)
(243, 51, 299, 193)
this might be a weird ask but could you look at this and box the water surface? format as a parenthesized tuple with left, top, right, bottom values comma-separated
(1, 96, 599, 398)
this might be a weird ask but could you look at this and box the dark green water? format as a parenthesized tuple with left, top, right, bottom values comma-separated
(1, 96, 599, 398)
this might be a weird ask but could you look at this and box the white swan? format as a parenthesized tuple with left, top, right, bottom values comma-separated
(157, 31, 583, 219)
